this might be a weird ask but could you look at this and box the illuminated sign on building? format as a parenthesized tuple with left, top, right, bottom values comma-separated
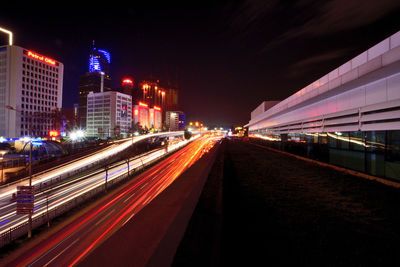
(49, 130, 59, 137)
(121, 105, 127, 117)
(123, 79, 133, 84)
(25, 51, 56, 66)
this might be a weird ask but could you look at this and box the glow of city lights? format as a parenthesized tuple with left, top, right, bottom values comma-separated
(139, 102, 148, 107)
(134, 109, 139, 116)
(70, 130, 85, 141)
(153, 106, 161, 111)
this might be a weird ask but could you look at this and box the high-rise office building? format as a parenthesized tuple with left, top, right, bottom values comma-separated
(165, 88, 179, 111)
(88, 41, 111, 76)
(139, 80, 166, 109)
(121, 78, 134, 96)
(0, 45, 63, 138)
(132, 102, 150, 130)
(78, 42, 111, 129)
(166, 111, 185, 131)
(86, 91, 132, 138)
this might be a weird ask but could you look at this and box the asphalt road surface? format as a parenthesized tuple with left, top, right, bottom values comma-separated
(4, 136, 214, 267)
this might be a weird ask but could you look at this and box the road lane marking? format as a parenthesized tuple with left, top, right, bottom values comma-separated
(43, 238, 80, 267)
(139, 182, 148, 190)
(123, 193, 136, 203)
(122, 213, 135, 226)
(95, 209, 116, 226)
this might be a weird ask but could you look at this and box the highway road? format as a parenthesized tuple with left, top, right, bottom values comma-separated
(5, 135, 218, 267)
(0, 134, 193, 245)
(0, 131, 184, 203)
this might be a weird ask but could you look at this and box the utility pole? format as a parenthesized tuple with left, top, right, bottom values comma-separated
(28, 118, 33, 239)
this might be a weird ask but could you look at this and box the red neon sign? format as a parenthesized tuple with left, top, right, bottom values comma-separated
(49, 130, 59, 137)
(153, 106, 161, 111)
(122, 79, 133, 84)
(26, 51, 56, 66)
(138, 102, 148, 107)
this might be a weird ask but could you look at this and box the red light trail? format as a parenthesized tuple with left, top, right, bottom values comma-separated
(11, 136, 217, 267)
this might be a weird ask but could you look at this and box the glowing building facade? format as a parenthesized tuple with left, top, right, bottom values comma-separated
(0, 45, 63, 138)
(78, 42, 112, 129)
(166, 111, 185, 131)
(246, 30, 400, 181)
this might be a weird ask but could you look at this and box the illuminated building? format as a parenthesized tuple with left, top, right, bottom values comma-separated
(121, 78, 134, 96)
(165, 88, 179, 111)
(88, 40, 111, 75)
(86, 91, 132, 139)
(246, 30, 400, 181)
(132, 102, 150, 130)
(166, 111, 185, 131)
(0, 45, 63, 138)
(78, 42, 112, 129)
(150, 106, 162, 130)
(139, 80, 165, 109)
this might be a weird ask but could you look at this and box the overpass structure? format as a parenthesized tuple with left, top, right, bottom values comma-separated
(246, 30, 400, 180)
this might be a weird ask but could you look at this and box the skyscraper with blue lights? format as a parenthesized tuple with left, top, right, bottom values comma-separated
(78, 41, 112, 129)
(88, 41, 111, 75)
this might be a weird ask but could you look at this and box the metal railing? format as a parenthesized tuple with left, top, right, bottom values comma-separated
(0, 137, 192, 248)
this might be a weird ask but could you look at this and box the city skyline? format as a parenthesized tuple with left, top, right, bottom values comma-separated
(1, 2, 400, 127)
(2, 3, 400, 266)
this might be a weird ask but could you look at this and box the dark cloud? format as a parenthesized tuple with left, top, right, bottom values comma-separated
(288, 48, 353, 77)
(263, 0, 400, 51)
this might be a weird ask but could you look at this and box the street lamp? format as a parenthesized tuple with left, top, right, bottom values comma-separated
(5, 105, 34, 238)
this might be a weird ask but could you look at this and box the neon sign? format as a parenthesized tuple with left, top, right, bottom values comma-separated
(49, 130, 59, 137)
(123, 79, 133, 84)
(26, 51, 56, 66)
(153, 106, 161, 111)
(139, 102, 148, 107)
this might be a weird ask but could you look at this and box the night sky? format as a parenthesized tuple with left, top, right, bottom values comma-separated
(1, 1, 400, 127)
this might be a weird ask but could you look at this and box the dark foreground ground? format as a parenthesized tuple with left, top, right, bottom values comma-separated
(172, 138, 400, 266)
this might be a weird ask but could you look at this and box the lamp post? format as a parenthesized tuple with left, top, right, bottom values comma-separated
(5, 105, 34, 238)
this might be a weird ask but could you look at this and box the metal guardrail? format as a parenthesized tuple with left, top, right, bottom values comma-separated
(0, 138, 190, 248)
(0, 131, 185, 191)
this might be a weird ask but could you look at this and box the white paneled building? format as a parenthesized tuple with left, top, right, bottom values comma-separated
(0, 45, 63, 138)
(86, 91, 132, 138)
(246, 30, 400, 181)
